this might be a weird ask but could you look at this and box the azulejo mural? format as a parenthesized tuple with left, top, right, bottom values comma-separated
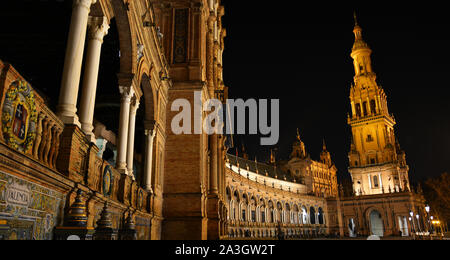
(0, 171, 65, 240)
(103, 166, 114, 197)
(1, 80, 38, 153)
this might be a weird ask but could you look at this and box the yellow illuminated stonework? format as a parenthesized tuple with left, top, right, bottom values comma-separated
(347, 17, 410, 196)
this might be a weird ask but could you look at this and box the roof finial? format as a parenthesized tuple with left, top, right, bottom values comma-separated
(323, 138, 327, 151)
(354, 11, 358, 26)
(296, 128, 301, 142)
(270, 149, 276, 164)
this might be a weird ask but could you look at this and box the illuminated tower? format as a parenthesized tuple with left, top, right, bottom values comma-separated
(348, 15, 410, 196)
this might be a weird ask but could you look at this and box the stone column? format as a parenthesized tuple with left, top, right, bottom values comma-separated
(57, 0, 97, 126)
(79, 16, 109, 142)
(126, 97, 140, 178)
(144, 122, 156, 192)
(116, 85, 134, 174)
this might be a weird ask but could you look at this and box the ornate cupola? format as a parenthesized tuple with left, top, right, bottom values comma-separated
(290, 129, 307, 159)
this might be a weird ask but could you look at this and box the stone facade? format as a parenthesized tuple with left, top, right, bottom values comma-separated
(224, 154, 332, 239)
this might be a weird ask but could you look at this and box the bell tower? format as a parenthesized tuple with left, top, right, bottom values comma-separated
(347, 14, 410, 196)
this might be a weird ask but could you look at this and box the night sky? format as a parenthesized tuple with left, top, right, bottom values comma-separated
(0, 1, 449, 182)
(221, 1, 450, 182)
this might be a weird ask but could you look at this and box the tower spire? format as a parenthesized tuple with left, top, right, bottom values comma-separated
(323, 138, 327, 151)
(353, 11, 358, 26)
(270, 149, 276, 164)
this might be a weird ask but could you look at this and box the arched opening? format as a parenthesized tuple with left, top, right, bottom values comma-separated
(250, 196, 257, 222)
(348, 218, 356, 237)
(285, 203, 291, 224)
(369, 210, 384, 237)
(242, 194, 248, 222)
(398, 216, 409, 237)
(268, 201, 274, 223)
(133, 74, 157, 187)
(277, 202, 283, 223)
(226, 187, 232, 220)
(293, 205, 299, 224)
(310, 207, 316, 225)
(318, 207, 324, 225)
(233, 190, 240, 220)
(92, 17, 121, 165)
(370, 99, 377, 114)
(260, 199, 266, 223)
(301, 206, 308, 224)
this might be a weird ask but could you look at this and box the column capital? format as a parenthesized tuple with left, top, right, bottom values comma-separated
(119, 86, 135, 100)
(144, 120, 157, 132)
(74, 0, 97, 10)
(88, 16, 109, 42)
(145, 128, 157, 139)
(130, 96, 140, 113)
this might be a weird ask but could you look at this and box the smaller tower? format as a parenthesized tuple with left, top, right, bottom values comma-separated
(320, 139, 333, 167)
(290, 129, 307, 159)
(241, 144, 249, 160)
(269, 149, 276, 164)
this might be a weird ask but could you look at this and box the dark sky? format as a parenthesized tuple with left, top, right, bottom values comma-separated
(221, 1, 450, 182)
(0, 1, 449, 183)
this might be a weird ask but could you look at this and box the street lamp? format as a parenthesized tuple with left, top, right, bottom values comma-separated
(425, 205, 430, 213)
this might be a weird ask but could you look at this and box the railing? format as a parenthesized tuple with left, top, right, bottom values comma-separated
(0, 61, 63, 169)
(0, 60, 153, 215)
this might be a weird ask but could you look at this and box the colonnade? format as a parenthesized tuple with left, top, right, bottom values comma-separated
(227, 200, 325, 226)
(56, 0, 156, 189)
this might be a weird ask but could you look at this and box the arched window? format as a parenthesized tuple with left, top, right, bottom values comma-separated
(373, 175, 379, 188)
(355, 103, 362, 117)
(362, 101, 368, 116)
(261, 208, 266, 223)
(370, 99, 377, 114)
